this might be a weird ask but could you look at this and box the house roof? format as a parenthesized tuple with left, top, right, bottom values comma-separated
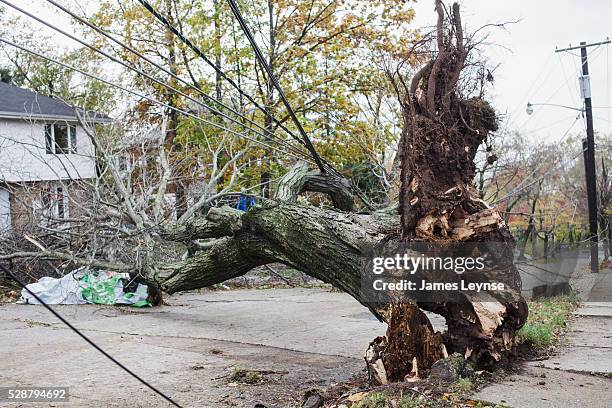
(0, 81, 112, 122)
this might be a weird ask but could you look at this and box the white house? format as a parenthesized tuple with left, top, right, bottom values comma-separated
(0, 81, 110, 232)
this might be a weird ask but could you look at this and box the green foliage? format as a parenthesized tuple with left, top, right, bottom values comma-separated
(2, 0, 423, 200)
(87, 0, 418, 194)
(229, 367, 263, 384)
(353, 392, 390, 408)
(353, 392, 432, 408)
(518, 294, 580, 349)
(397, 395, 432, 408)
(451, 378, 474, 393)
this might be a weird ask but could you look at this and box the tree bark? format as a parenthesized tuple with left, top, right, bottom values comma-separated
(141, 2, 530, 381)
(13, 0, 527, 385)
(145, 161, 527, 381)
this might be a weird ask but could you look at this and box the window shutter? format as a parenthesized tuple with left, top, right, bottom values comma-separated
(45, 124, 53, 154)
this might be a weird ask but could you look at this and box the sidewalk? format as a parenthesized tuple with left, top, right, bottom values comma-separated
(474, 269, 612, 407)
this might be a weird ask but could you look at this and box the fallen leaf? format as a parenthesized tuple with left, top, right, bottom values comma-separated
(347, 392, 368, 402)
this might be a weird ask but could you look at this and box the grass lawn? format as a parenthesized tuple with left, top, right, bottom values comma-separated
(517, 293, 580, 349)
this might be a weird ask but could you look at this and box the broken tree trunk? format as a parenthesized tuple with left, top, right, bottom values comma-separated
(380, 0, 528, 381)
(145, 159, 527, 381)
(141, 0, 528, 383)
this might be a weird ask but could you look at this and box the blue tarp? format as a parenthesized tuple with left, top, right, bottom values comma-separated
(236, 194, 255, 211)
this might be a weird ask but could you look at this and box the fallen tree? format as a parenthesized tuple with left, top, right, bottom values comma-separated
(376, 0, 529, 381)
(1, 0, 527, 384)
(151, 0, 528, 382)
(148, 158, 526, 382)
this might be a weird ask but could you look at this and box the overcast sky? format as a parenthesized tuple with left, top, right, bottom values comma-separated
(6, 0, 612, 145)
(410, 0, 612, 143)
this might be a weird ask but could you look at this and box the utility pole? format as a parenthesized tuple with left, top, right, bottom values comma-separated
(556, 38, 610, 273)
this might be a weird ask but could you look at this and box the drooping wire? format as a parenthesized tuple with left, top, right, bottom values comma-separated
(0, 264, 182, 407)
(1, 0, 311, 158)
(494, 147, 584, 205)
(492, 115, 583, 205)
(224, 0, 326, 173)
(559, 52, 582, 112)
(44, 0, 297, 149)
(135, 0, 354, 195)
(520, 114, 579, 136)
(0, 2, 318, 163)
(134, 0, 312, 156)
(503, 52, 555, 132)
(7, 0, 364, 204)
(514, 62, 583, 133)
(0, 37, 316, 165)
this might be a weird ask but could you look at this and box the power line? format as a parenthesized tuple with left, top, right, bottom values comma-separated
(0, 0, 203, 115)
(7, 0, 361, 202)
(0, 264, 182, 407)
(44, 0, 296, 149)
(494, 146, 585, 205)
(0, 37, 312, 162)
(521, 114, 579, 135)
(0, 1, 317, 161)
(559, 52, 582, 112)
(135, 0, 351, 185)
(492, 116, 583, 205)
(0, 37, 316, 164)
(514, 64, 583, 132)
(225, 0, 326, 173)
(0, 0, 311, 159)
(134, 0, 310, 157)
(503, 52, 555, 131)
(506, 44, 608, 135)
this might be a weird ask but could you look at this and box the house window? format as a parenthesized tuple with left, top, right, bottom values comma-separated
(56, 186, 66, 219)
(38, 184, 69, 221)
(45, 123, 77, 154)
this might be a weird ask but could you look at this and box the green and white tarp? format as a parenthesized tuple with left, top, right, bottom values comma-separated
(19, 268, 150, 307)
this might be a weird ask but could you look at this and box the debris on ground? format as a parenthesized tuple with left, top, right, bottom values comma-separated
(229, 368, 264, 385)
(301, 389, 325, 408)
(429, 353, 475, 384)
(18, 267, 149, 307)
(0, 285, 19, 303)
(221, 264, 326, 289)
(318, 364, 499, 408)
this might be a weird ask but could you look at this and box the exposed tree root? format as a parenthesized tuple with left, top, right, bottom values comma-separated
(141, 160, 526, 383)
(372, 0, 528, 381)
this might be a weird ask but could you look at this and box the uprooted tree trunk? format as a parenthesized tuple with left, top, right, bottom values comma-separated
(145, 0, 528, 383)
(144, 159, 526, 383)
(7, 0, 527, 385)
(382, 0, 527, 381)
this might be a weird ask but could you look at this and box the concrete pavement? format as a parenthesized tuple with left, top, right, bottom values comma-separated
(0, 288, 399, 407)
(3, 282, 610, 407)
(474, 300, 612, 407)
